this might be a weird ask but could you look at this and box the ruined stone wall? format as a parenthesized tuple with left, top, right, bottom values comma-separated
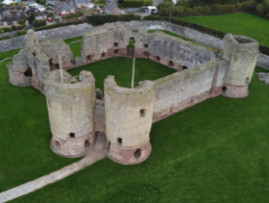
(79, 26, 216, 71)
(152, 60, 228, 122)
(1, 21, 268, 69)
(44, 70, 95, 158)
(7, 30, 73, 93)
(104, 76, 155, 165)
(147, 32, 216, 69)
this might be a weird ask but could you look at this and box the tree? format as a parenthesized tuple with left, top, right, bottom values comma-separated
(28, 13, 36, 25)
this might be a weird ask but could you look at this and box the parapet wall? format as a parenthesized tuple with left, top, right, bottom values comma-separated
(44, 70, 95, 158)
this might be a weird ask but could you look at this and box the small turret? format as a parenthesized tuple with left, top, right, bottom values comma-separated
(222, 34, 259, 98)
(44, 70, 95, 158)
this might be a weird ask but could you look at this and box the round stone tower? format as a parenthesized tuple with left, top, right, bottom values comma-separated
(104, 76, 155, 165)
(222, 34, 259, 98)
(44, 70, 95, 158)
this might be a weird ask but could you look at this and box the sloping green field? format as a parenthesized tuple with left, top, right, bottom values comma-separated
(180, 12, 269, 47)
(11, 66, 269, 202)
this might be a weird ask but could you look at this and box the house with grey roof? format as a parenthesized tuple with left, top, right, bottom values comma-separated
(55, 1, 76, 16)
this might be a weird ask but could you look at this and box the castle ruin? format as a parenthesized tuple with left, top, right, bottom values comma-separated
(7, 22, 259, 165)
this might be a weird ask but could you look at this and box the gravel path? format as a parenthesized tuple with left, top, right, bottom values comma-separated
(0, 148, 106, 203)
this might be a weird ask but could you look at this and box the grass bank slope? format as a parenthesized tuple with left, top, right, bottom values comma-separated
(180, 12, 269, 47)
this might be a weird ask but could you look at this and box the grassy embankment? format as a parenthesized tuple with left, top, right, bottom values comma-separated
(180, 12, 269, 47)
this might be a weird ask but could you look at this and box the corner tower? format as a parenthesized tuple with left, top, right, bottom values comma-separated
(104, 76, 155, 165)
(222, 34, 259, 98)
(44, 70, 95, 158)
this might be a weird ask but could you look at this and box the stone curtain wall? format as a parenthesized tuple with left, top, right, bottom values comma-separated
(1, 21, 268, 69)
(0, 24, 94, 53)
(79, 25, 216, 71)
(152, 60, 228, 122)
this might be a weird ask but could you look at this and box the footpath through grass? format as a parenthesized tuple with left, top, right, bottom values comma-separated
(12, 66, 269, 202)
(0, 53, 175, 193)
(180, 12, 269, 47)
(0, 51, 78, 192)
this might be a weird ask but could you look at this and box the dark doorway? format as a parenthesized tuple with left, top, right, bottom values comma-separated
(134, 148, 141, 159)
(95, 131, 107, 149)
(24, 66, 32, 77)
(84, 140, 91, 148)
(117, 137, 122, 145)
(169, 61, 174, 67)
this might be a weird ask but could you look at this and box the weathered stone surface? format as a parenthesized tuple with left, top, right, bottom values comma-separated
(7, 30, 73, 93)
(222, 34, 259, 97)
(104, 76, 155, 164)
(44, 70, 95, 158)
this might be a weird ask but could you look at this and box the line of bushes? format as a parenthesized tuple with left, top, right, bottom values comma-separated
(63, 12, 84, 20)
(85, 14, 141, 25)
(118, 0, 153, 7)
(157, 1, 253, 17)
(34, 20, 85, 32)
(144, 15, 269, 56)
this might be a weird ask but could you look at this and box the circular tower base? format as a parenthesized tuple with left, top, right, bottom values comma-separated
(105, 142, 152, 165)
(222, 84, 248, 98)
(50, 132, 94, 158)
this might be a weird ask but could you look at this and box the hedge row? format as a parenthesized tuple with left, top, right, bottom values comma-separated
(144, 15, 269, 56)
(85, 14, 141, 25)
(158, 1, 252, 17)
(34, 20, 85, 32)
(118, 0, 152, 7)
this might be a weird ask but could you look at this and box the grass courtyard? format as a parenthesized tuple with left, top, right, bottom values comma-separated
(180, 12, 269, 47)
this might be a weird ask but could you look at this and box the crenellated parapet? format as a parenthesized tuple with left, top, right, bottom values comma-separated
(44, 70, 95, 158)
(222, 34, 259, 98)
(104, 76, 155, 165)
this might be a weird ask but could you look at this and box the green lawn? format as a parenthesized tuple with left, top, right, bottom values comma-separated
(68, 57, 176, 90)
(64, 36, 83, 58)
(11, 66, 269, 202)
(0, 53, 175, 193)
(180, 12, 269, 47)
